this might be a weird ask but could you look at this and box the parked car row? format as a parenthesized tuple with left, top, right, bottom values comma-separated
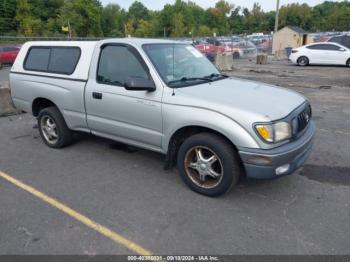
(193, 37, 258, 61)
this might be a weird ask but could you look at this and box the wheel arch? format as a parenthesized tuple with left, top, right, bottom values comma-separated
(164, 125, 246, 169)
(32, 97, 59, 117)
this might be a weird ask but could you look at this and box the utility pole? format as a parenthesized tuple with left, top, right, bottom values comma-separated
(67, 19, 72, 39)
(274, 0, 280, 33)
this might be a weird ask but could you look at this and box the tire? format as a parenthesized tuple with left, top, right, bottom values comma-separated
(38, 106, 74, 148)
(177, 133, 241, 197)
(346, 59, 350, 67)
(297, 56, 309, 66)
(233, 52, 240, 59)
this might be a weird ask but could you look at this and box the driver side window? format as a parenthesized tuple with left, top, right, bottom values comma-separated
(97, 45, 149, 86)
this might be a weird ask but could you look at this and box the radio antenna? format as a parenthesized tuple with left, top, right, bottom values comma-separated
(172, 45, 175, 96)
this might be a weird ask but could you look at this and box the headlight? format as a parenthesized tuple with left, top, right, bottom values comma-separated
(255, 121, 291, 143)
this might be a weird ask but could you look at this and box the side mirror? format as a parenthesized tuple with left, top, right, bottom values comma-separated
(125, 77, 156, 92)
(339, 48, 346, 52)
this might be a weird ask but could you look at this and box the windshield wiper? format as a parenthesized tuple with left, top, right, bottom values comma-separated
(168, 76, 213, 86)
(202, 73, 228, 80)
(167, 73, 228, 87)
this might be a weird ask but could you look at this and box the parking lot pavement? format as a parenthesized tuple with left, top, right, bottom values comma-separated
(0, 63, 350, 255)
(0, 174, 132, 255)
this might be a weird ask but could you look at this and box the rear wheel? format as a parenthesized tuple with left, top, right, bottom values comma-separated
(177, 133, 241, 197)
(38, 107, 74, 148)
(297, 56, 309, 66)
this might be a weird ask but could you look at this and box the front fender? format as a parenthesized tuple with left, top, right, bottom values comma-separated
(162, 103, 259, 153)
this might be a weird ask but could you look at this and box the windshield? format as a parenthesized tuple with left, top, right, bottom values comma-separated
(143, 44, 222, 88)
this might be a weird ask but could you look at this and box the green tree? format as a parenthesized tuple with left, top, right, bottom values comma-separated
(16, 0, 42, 36)
(206, 0, 232, 35)
(128, 1, 149, 22)
(229, 7, 244, 34)
(29, 0, 64, 22)
(59, 0, 103, 37)
(279, 3, 312, 30)
(0, 0, 18, 35)
(197, 25, 212, 36)
(27, 0, 64, 36)
(101, 4, 126, 37)
(171, 13, 186, 37)
(328, 5, 350, 31)
(135, 19, 154, 37)
(125, 19, 135, 36)
(128, 0, 149, 32)
(187, 1, 206, 36)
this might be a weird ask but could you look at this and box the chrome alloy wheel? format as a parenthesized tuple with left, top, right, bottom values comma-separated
(40, 115, 58, 144)
(184, 146, 224, 189)
(298, 57, 308, 66)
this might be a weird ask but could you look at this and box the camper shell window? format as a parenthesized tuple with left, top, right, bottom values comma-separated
(24, 46, 81, 75)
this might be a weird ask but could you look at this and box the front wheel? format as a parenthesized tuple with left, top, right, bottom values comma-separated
(346, 59, 350, 67)
(297, 56, 309, 66)
(177, 133, 241, 197)
(38, 107, 74, 148)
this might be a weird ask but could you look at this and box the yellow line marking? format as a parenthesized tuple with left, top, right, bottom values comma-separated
(0, 171, 152, 256)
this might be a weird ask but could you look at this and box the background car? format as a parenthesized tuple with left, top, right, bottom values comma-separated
(0, 45, 20, 65)
(195, 38, 257, 61)
(256, 37, 273, 53)
(327, 35, 350, 49)
(230, 40, 257, 59)
(290, 42, 350, 67)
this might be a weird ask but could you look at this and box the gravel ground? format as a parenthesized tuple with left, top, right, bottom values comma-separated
(230, 59, 350, 89)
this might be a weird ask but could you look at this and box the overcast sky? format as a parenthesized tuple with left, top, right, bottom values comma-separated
(100, 0, 343, 11)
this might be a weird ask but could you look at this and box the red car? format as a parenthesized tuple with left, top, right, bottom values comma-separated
(195, 41, 241, 61)
(0, 46, 20, 65)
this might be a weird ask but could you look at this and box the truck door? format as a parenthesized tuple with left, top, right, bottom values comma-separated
(84, 43, 163, 151)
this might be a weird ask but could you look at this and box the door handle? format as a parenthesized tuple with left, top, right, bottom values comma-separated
(92, 92, 102, 99)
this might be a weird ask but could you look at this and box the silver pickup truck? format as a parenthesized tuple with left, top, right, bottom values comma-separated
(9, 39, 315, 196)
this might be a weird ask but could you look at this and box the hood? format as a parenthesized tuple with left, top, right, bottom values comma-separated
(174, 77, 306, 125)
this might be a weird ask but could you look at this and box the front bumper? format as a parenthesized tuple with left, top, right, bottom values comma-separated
(238, 121, 315, 179)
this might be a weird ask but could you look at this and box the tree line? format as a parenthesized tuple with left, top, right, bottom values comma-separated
(0, 0, 350, 38)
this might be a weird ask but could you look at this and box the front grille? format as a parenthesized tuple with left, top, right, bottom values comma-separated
(296, 105, 312, 133)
